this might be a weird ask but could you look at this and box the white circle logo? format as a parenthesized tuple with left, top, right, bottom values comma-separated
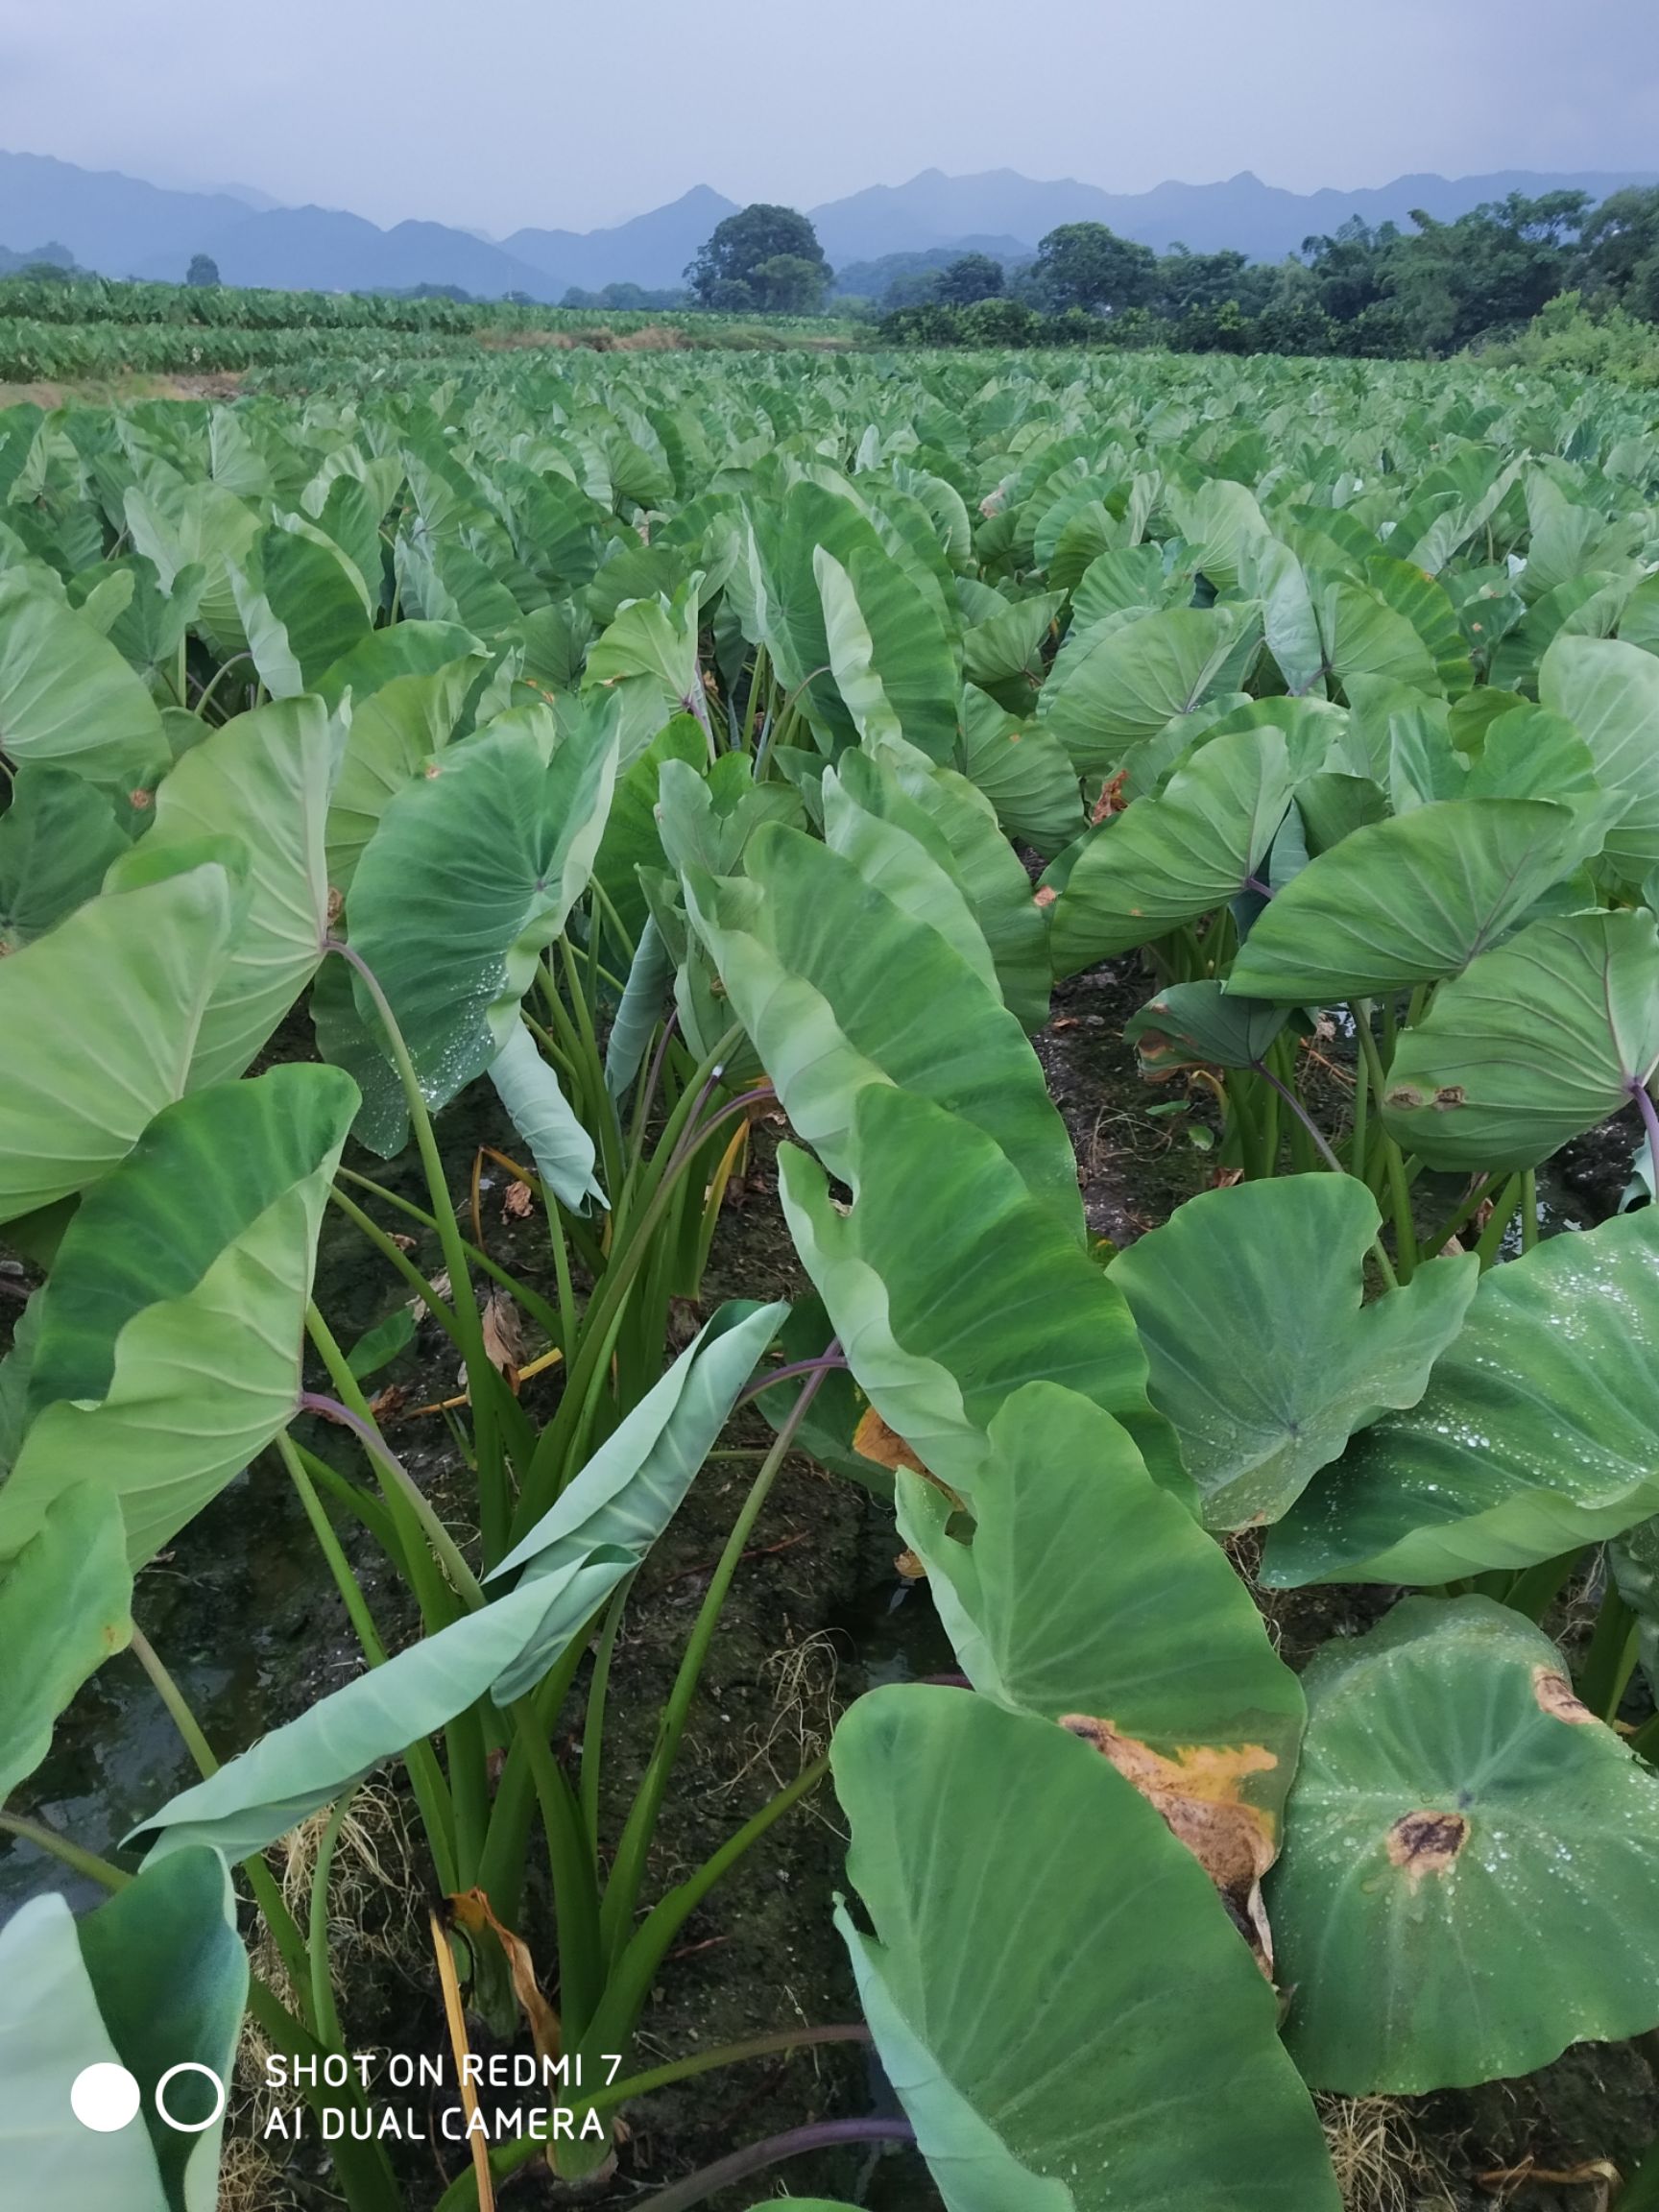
(69, 2063, 142, 2133)
(155, 2062, 227, 2134)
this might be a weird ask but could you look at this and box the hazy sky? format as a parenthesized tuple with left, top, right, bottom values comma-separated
(3, 0, 1656, 233)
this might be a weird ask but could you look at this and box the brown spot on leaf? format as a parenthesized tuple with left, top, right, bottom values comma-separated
(1431, 1086, 1467, 1111)
(853, 1407, 928, 1477)
(1532, 1666, 1597, 1725)
(325, 885, 345, 926)
(1385, 1809, 1468, 1882)
(1033, 885, 1058, 909)
(1385, 1086, 1424, 1110)
(128, 789, 153, 809)
(1060, 1716, 1279, 1975)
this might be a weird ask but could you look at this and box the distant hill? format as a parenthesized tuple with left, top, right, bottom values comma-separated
(808, 166, 1659, 268)
(0, 238, 78, 277)
(137, 205, 561, 300)
(6, 149, 1658, 301)
(503, 186, 739, 296)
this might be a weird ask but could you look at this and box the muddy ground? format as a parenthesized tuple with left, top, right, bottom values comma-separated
(4, 960, 1656, 2212)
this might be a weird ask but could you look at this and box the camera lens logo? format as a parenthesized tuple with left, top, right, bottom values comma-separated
(70, 2062, 227, 2134)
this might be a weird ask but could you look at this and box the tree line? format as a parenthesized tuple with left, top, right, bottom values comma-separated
(878, 188, 1659, 355)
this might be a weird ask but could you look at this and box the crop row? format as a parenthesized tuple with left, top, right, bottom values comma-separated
(2, 347, 1659, 2208)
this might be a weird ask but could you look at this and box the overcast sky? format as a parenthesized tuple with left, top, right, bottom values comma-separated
(3, 0, 1655, 234)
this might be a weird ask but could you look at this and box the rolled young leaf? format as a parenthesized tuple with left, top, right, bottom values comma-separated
(488, 1020, 606, 1214)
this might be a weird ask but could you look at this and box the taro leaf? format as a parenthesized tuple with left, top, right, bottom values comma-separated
(308, 950, 409, 1157)
(1123, 979, 1290, 1073)
(813, 541, 961, 762)
(604, 915, 674, 1101)
(778, 1084, 1182, 1501)
(0, 763, 132, 950)
(831, 1687, 1340, 2212)
(136, 1304, 781, 1855)
(1112, 1177, 1477, 1529)
(0, 570, 167, 785)
(1243, 537, 1325, 698)
(1046, 727, 1295, 976)
(821, 757, 1001, 1002)
(77, 1847, 248, 2210)
(1380, 909, 1659, 1171)
(1265, 1210, 1659, 1587)
(0, 863, 235, 1226)
(833, 733, 1049, 1029)
(0, 1066, 357, 1569)
(1317, 578, 1441, 695)
(956, 687, 1083, 856)
(1268, 1597, 1659, 2093)
(1228, 798, 1593, 1002)
(898, 1383, 1304, 1849)
(585, 573, 703, 720)
(344, 1308, 416, 1382)
(1040, 604, 1254, 774)
(590, 715, 709, 946)
(105, 696, 337, 1088)
(0, 1483, 132, 1803)
(961, 589, 1064, 705)
(232, 525, 372, 698)
(685, 822, 1079, 1234)
(324, 654, 484, 896)
(347, 695, 621, 1114)
(137, 1557, 634, 1863)
(488, 1021, 605, 1215)
(0, 1894, 167, 2210)
(1539, 635, 1659, 880)
(314, 618, 481, 712)
(0, 1849, 246, 2212)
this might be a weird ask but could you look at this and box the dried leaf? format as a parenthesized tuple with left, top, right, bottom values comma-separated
(448, 1888, 560, 2064)
(1060, 1716, 1279, 1975)
(853, 1406, 928, 1477)
(481, 1292, 523, 1389)
(501, 1180, 534, 1221)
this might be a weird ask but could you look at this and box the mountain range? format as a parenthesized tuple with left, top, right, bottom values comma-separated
(3, 150, 1655, 301)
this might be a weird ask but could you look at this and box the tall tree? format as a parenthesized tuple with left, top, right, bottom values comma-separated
(186, 253, 221, 288)
(935, 252, 1006, 305)
(685, 205, 831, 312)
(1030, 223, 1156, 315)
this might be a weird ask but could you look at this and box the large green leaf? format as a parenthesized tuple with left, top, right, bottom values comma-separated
(1540, 634, 1659, 879)
(0, 864, 235, 1227)
(685, 823, 1078, 1232)
(0, 570, 166, 784)
(898, 1382, 1304, 1840)
(779, 1083, 1179, 1499)
(0, 1066, 356, 1567)
(814, 541, 962, 761)
(1046, 727, 1295, 974)
(832, 1687, 1339, 2212)
(1265, 1210, 1659, 1586)
(0, 763, 133, 950)
(1040, 605, 1256, 775)
(1381, 908, 1659, 1170)
(957, 687, 1083, 856)
(106, 696, 338, 1088)
(1269, 1598, 1659, 2092)
(1113, 1177, 1477, 1529)
(590, 715, 709, 945)
(232, 523, 372, 698)
(138, 1303, 781, 1855)
(346, 695, 621, 1112)
(77, 1847, 248, 2211)
(1228, 798, 1593, 1001)
(0, 1482, 132, 1803)
(831, 734, 1049, 1029)
(324, 653, 484, 896)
